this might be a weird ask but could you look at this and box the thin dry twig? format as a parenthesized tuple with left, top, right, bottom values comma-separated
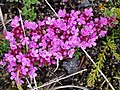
(18, 8, 28, 52)
(33, 77, 38, 90)
(52, 85, 89, 90)
(0, 7, 7, 33)
(53, 59, 59, 72)
(34, 69, 87, 89)
(0, 19, 12, 28)
(81, 47, 115, 90)
(44, 0, 60, 19)
(44, 0, 60, 72)
(0, 3, 4, 6)
(100, 80, 106, 90)
(26, 78, 33, 90)
(17, 8, 26, 37)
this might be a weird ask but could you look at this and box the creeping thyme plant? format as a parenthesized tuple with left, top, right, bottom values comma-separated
(0, 7, 115, 85)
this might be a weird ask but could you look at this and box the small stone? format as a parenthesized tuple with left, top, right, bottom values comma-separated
(78, 0, 91, 9)
(62, 58, 80, 74)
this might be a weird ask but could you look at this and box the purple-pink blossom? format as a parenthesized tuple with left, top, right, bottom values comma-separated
(2, 8, 115, 84)
(62, 0, 67, 2)
(10, 16, 20, 27)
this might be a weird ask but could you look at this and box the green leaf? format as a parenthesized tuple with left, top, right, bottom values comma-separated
(22, 7, 28, 15)
(104, 8, 110, 16)
(31, 0, 38, 4)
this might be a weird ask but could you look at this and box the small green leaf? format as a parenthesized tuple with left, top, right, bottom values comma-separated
(22, 7, 28, 15)
(31, 0, 38, 4)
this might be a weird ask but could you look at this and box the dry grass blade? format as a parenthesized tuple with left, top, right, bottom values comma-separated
(53, 59, 59, 72)
(33, 77, 38, 90)
(44, 0, 60, 19)
(0, 7, 7, 33)
(26, 78, 33, 90)
(34, 69, 87, 89)
(51, 85, 89, 90)
(18, 8, 28, 52)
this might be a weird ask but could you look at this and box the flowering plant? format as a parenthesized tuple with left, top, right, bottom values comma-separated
(0, 8, 114, 84)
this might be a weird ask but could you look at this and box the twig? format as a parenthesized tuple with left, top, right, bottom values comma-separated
(54, 59, 59, 72)
(52, 85, 89, 90)
(44, 0, 61, 72)
(0, 3, 4, 6)
(18, 8, 28, 52)
(17, 8, 26, 37)
(26, 78, 34, 90)
(0, 7, 7, 33)
(33, 77, 38, 90)
(34, 69, 87, 89)
(44, 0, 60, 19)
(81, 47, 115, 90)
(100, 80, 106, 90)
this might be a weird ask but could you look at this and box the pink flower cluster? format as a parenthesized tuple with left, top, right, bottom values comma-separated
(1, 8, 114, 84)
(62, 0, 67, 2)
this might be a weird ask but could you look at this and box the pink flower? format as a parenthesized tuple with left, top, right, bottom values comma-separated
(28, 67, 37, 79)
(78, 41, 88, 49)
(71, 26, 79, 36)
(10, 72, 17, 80)
(20, 66, 28, 75)
(11, 16, 20, 27)
(40, 50, 52, 62)
(58, 9, 66, 18)
(29, 41, 38, 49)
(16, 52, 24, 62)
(39, 39, 47, 49)
(3, 8, 114, 85)
(61, 41, 70, 50)
(54, 52, 63, 60)
(30, 49, 39, 57)
(87, 38, 96, 48)
(62, 0, 67, 2)
(5, 31, 15, 42)
(0, 61, 6, 66)
(21, 37, 29, 45)
(68, 49, 75, 58)
(77, 16, 86, 25)
(68, 36, 80, 47)
(81, 24, 94, 36)
(24, 20, 38, 30)
(99, 30, 107, 37)
(38, 20, 45, 26)
(21, 58, 31, 66)
(10, 42, 17, 50)
(51, 60, 56, 64)
(31, 33, 41, 42)
(46, 17, 55, 25)
(84, 8, 93, 16)
(100, 17, 107, 26)
(51, 38, 61, 47)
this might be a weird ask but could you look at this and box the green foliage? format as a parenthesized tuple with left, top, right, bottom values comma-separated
(87, 18, 120, 87)
(0, 39, 9, 57)
(108, 38, 120, 60)
(87, 40, 108, 86)
(74, 48, 81, 60)
(22, 0, 38, 21)
(88, 2, 120, 86)
(104, 7, 120, 19)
